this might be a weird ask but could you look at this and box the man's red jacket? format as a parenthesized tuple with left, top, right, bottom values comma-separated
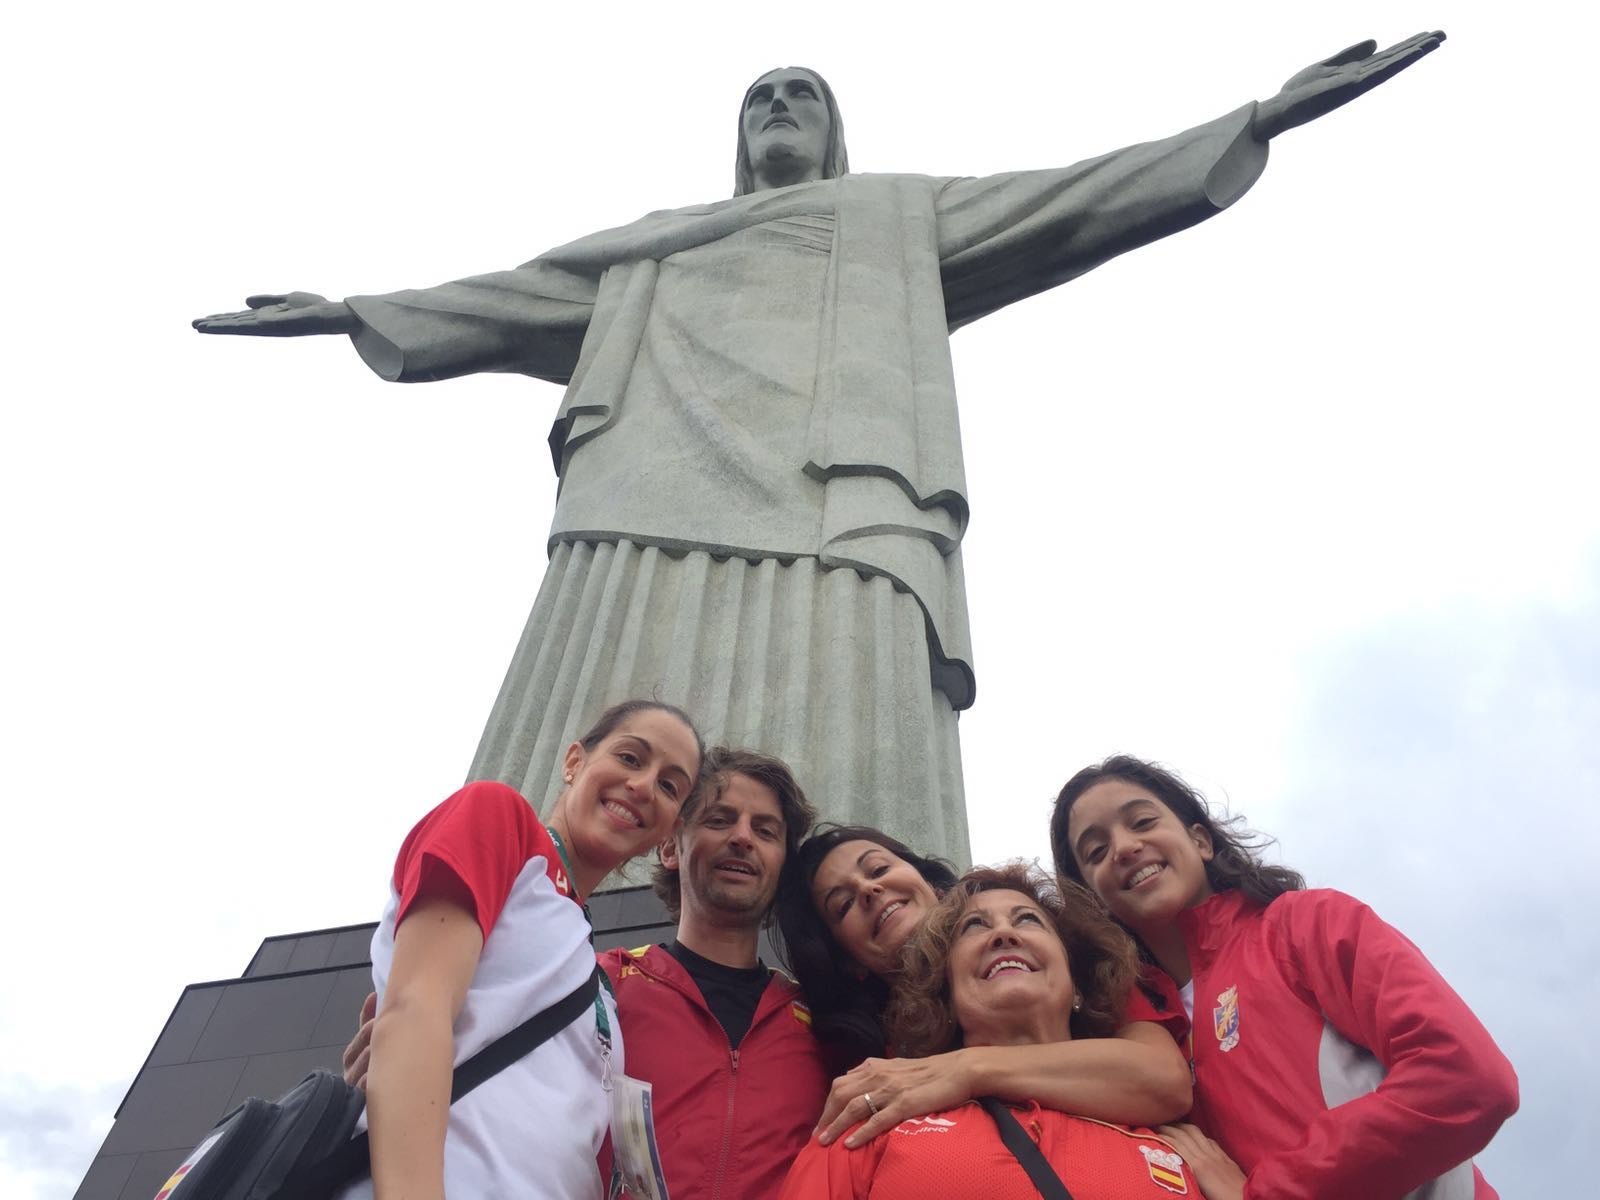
(601, 944, 834, 1200)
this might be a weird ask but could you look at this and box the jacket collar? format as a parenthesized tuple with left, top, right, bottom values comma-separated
(627, 942, 801, 1025)
(1175, 888, 1260, 973)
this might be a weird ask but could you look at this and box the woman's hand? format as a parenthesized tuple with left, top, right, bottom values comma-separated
(815, 1053, 975, 1147)
(341, 992, 377, 1089)
(1157, 1123, 1247, 1200)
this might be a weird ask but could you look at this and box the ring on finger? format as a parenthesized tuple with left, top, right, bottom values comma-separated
(863, 1092, 880, 1116)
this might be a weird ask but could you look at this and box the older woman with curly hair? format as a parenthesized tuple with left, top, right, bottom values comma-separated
(780, 863, 1241, 1200)
(778, 827, 1192, 1150)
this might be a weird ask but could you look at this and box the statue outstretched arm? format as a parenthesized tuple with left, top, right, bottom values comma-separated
(1252, 31, 1446, 142)
(192, 267, 594, 385)
(192, 292, 357, 336)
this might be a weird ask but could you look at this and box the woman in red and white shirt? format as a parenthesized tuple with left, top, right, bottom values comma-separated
(347, 699, 703, 1200)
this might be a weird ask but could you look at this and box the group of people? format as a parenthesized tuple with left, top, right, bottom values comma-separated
(185, 26, 1500, 1197)
(338, 698, 1517, 1200)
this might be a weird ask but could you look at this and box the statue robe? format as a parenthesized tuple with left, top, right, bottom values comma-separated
(344, 105, 1267, 862)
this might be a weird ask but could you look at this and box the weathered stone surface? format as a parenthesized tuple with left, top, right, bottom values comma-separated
(193, 38, 1445, 864)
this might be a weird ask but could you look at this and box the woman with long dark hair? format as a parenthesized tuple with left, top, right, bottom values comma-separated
(775, 824, 1192, 1146)
(780, 863, 1222, 1198)
(1051, 755, 1519, 1199)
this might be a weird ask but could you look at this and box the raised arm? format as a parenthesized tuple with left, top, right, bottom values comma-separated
(192, 292, 357, 336)
(815, 1020, 1191, 1148)
(1252, 31, 1446, 142)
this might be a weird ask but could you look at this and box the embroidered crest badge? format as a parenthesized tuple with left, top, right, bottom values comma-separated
(1139, 1144, 1189, 1194)
(1213, 985, 1241, 1053)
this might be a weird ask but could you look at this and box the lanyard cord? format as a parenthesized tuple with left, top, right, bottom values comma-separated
(546, 827, 615, 1046)
(548, 824, 629, 1200)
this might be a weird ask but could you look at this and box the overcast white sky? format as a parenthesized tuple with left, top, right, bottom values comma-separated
(4, 2, 1595, 1195)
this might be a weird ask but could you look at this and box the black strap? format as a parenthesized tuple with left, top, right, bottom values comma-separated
(452, 964, 601, 1099)
(979, 1097, 1075, 1200)
(292, 965, 602, 1193)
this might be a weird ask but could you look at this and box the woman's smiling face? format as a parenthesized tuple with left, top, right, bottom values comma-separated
(1064, 778, 1215, 933)
(560, 708, 699, 878)
(810, 839, 941, 978)
(945, 887, 1075, 1047)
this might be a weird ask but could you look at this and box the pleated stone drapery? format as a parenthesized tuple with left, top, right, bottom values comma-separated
(348, 107, 1271, 871)
(468, 539, 969, 865)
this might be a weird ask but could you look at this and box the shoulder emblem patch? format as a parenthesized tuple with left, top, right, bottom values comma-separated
(790, 1000, 812, 1027)
(1213, 985, 1240, 1053)
(1139, 1144, 1189, 1194)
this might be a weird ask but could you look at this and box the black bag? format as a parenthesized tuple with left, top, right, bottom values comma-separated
(156, 966, 601, 1200)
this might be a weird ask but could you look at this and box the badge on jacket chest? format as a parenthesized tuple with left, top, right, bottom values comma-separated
(1213, 985, 1241, 1053)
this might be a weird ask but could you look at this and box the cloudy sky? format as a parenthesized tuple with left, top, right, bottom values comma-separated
(4, 1, 1594, 1194)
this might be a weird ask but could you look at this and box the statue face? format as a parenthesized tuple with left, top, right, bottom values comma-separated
(742, 68, 832, 189)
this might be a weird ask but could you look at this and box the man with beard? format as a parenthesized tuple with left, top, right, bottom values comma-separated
(343, 747, 826, 1197)
(602, 746, 828, 1199)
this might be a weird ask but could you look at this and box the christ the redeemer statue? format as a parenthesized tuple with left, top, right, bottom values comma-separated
(196, 34, 1443, 863)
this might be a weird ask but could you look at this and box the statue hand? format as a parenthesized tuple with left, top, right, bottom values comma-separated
(192, 291, 357, 336)
(1253, 30, 1445, 142)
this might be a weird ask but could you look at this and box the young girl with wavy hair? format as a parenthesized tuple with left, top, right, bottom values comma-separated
(1051, 755, 1518, 1200)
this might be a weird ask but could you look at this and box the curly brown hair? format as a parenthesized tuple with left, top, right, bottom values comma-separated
(886, 862, 1138, 1058)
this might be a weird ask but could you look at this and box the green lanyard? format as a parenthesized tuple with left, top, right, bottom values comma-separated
(547, 827, 615, 1055)
(548, 829, 631, 1200)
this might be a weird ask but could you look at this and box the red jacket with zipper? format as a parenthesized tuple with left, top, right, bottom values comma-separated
(1155, 888, 1518, 1200)
(601, 943, 833, 1200)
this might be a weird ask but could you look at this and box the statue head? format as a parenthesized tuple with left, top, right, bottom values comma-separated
(735, 66, 849, 196)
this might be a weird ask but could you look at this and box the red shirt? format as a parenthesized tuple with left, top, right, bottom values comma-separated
(780, 1101, 1199, 1199)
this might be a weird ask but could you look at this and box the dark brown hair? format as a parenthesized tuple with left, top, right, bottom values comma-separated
(887, 862, 1138, 1058)
(576, 699, 705, 768)
(773, 825, 959, 1062)
(653, 745, 818, 920)
(1051, 755, 1304, 907)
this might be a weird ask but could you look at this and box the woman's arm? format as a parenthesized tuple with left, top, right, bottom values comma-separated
(365, 891, 484, 1200)
(1242, 890, 1518, 1200)
(816, 1021, 1191, 1147)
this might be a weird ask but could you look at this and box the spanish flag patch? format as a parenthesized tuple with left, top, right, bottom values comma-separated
(791, 1000, 812, 1027)
(1139, 1144, 1189, 1194)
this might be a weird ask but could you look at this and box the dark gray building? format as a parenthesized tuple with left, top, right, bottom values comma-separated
(75, 887, 675, 1200)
